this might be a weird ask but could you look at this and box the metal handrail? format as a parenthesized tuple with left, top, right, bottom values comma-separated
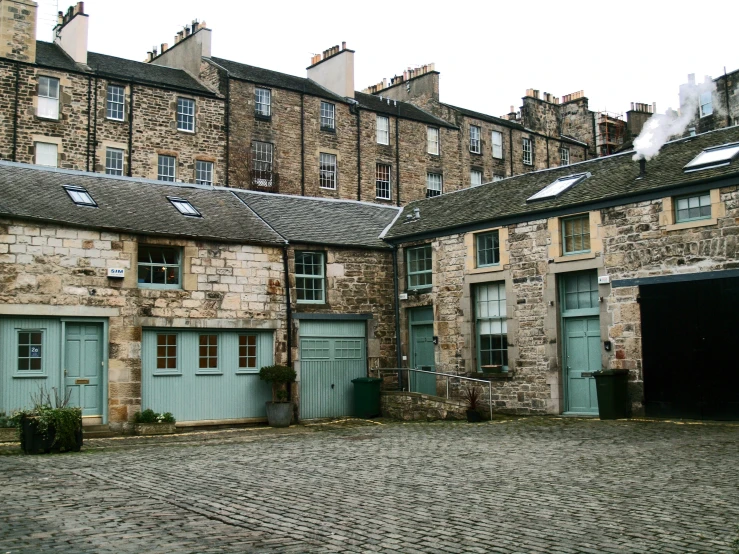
(376, 368, 493, 420)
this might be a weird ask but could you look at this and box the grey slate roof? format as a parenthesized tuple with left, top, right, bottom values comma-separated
(34, 41, 214, 96)
(384, 125, 739, 241)
(0, 163, 284, 245)
(209, 57, 347, 103)
(234, 191, 400, 250)
(355, 92, 456, 129)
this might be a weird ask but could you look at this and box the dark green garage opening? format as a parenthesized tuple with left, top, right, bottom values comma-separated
(639, 276, 739, 420)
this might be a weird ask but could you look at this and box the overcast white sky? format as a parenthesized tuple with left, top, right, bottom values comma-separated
(37, 0, 736, 119)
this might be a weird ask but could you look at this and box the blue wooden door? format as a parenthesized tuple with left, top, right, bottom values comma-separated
(299, 321, 367, 419)
(410, 323, 436, 396)
(564, 317, 600, 414)
(64, 323, 103, 416)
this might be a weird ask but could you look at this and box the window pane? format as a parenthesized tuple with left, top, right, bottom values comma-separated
(138, 245, 181, 288)
(427, 127, 439, 154)
(675, 193, 711, 223)
(407, 246, 432, 289)
(376, 115, 389, 144)
(106, 85, 125, 120)
(476, 231, 500, 267)
(177, 98, 195, 131)
(319, 153, 337, 189)
(492, 131, 503, 159)
(156, 334, 177, 370)
(470, 126, 481, 154)
(196, 160, 213, 186)
(105, 148, 124, 176)
(426, 173, 442, 198)
(251, 142, 274, 187)
(255, 88, 271, 117)
(158, 155, 176, 181)
(320, 102, 335, 129)
(376, 163, 391, 199)
(18, 330, 43, 371)
(562, 214, 590, 255)
(35, 142, 58, 167)
(296, 252, 325, 303)
(476, 282, 508, 371)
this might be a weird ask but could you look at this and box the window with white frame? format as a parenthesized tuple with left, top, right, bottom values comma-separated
(35, 142, 57, 167)
(255, 87, 271, 117)
(251, 141, 273, 187)
(177, 97, 195, 132)
(320, 101, 335, 130)
(195, 160, 213, 186)
(426, 172, 442, 198)
(377, 115, 389, 144)
(168, 196, 201, 217)
(407, 245, 432, 290)
(427, 127, 439, 155)
(38, 76, 59, 119)
(492, 174, 504, 182)
(376, 163, 391, 200)
(319, 153, 337, 189)
(138, 245, 181, 288)
(699, 91, 713, 117)
(295, 251, 325, 303)
(105, 147, 124, 175)
(476, 282, 508, 371)
(561, 147, 570, 166)
(157, 155, 176, 182)
(492, 131, 503, 159)
(471, 169, 483, 187)
(106, 84, 125, 121)
(63, 185, 96, 207)
(522, 138, 533, 165)
(470, 125, 481, 154)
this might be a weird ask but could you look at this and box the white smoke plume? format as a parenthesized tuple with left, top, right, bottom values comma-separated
(633, 76, 717, 161)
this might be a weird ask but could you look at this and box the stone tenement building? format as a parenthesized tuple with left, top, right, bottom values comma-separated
(680, 69, 739, 136)
(1, 0, 602, 206)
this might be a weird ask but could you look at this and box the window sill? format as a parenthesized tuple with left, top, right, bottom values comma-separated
(470, 150, 482, 156)
(319, 186, 337, 191)
(235, 370, 259, 375)
(13, 374, 47, 379)
(320, 127, 336, 133)
(106, 117, 125, 123)
(153, 372, 181, 377)
(468, 264, 504, 275)
(406, 287, 432, 295)
(296, 301, 329, 306)
(138, 284, 183, 290)
(427, 152, 440, 157)
(377, 141, 390, 146)
(196, 371, 223, 376)
(466, 371, 514, 381)
(553, 252, 595, 263)
(255, 114, 272, 122)
(664, 218, 717, 232)
(177, 129, 196, 134)
(375, 196, 393, 202)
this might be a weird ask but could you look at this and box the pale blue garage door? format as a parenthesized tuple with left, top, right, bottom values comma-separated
(299, 320, 367, 420)
(142, 329, 273, 422)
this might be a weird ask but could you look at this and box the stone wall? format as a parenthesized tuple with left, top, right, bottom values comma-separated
(381, 391, 467, 421)
(0, 217, 287, 430)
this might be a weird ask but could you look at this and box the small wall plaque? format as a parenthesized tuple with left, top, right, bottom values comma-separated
(107, 268, 125, 278)
(597, 275, 610, 285)
(398, 293, 408, 300)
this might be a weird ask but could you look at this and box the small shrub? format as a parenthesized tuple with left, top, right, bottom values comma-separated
(259, 365, 296, 402)
(0, 412, 17, 428)
(12, 386, 82, 452)
(133, 409, 176, 424)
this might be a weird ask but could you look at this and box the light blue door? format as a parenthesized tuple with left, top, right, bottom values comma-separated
(564, 317, 600, 414)
(410, 323, 436, 396)
(142, 330, 273, 422)
(64, 323, 103, 417)
(299, 321, 367, 419)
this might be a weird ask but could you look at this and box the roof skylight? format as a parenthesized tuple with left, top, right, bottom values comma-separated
(526, 172, 590, 202)
(683, 142, 739, 172)
(167, 196, 201, 217)
(63, 185, 97, 207)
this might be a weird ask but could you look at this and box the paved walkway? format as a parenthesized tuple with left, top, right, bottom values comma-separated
(1, 417, 737, 553)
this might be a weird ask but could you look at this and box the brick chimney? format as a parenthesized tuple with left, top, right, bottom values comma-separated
(53, 2, 87, 64)
(0, 0, 37, 63)
(626, 102, 654, 139)
(307, 42, 355, 99)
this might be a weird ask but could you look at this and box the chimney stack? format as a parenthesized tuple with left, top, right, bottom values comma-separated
(307, 42, 355, 99)
(53, 2, 88, 64)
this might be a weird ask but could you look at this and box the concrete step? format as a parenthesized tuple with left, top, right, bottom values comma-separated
(82, 425, 116, 439)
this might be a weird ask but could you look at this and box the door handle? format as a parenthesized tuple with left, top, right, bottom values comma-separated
(64, 369, 67, 377)
(331, 384, 334, 389)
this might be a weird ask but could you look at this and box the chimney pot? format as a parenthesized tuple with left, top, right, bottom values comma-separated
(342, 41, 346, 50)
(639, 158, 646, 176)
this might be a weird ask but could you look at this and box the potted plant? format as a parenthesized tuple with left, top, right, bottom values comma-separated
(259, 364, 296, 428)
(133, 409, 176, 435)
(461, 385, 483, 423)
(0, 412, 18, 443)
(12, 387, 83, 454)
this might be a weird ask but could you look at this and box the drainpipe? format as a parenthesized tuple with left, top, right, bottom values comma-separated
(545, 136, 550, 168)
(91, 76, 98, 172)
(392, 246, 403, 383)
(12, 62, 19, 162)
(282, 245, 293, 370)
(395, 116, 401, 206)
(508, 127, 513, 176)
(300, 90, 305, 196)
(225, 78, 231, 186)
(590, 111, 596, 159)
(356, 106, 361, 201)
(724, 68, 732, 127)
(86, 75, 92, 171)
(127, 84, 134, 177)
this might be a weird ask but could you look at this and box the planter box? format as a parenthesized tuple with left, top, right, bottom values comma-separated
(265, 402, 292, 428)
(0, 427, 18, 442)
(134, 422, 177, 436)
(20, 417, 82, 454)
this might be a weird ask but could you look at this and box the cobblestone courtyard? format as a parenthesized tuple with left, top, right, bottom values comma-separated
(1, 417, 737, 553)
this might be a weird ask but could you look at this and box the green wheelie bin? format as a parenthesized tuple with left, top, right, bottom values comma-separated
(352, 377, 382, 418)
(593, 369, 631, 420)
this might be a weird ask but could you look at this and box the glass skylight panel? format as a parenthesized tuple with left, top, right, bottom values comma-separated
(683, 143, 739, 172)
(527, 173, 589, 202)
(167, 196, 201, 217)
(63, 185, 97, 207)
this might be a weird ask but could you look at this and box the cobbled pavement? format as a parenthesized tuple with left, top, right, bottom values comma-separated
(0, 417, 737, 553)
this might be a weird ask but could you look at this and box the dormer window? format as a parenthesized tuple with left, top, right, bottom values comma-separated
(167, 196, 201, 217)
(683, 142, 739, 172)
(63, 185, 97, 207)
(527, 173, 590, 202)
